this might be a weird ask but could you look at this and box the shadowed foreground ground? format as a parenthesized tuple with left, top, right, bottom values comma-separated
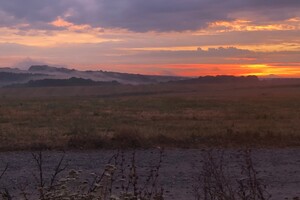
(0, 148, 299, 200)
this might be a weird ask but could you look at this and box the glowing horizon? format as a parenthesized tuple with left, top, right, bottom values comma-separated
(0, 1, 300, 77)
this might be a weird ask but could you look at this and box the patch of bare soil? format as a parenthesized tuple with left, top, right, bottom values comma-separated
(0, 148, 299, 199)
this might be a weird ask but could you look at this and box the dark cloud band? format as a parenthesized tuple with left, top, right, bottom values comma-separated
(0, 0, 300, 32)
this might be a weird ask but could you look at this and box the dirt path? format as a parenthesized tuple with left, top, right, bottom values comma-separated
(0, 148, 299, 199)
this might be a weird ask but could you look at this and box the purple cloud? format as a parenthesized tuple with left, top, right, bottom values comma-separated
(0, 0, 299, 32)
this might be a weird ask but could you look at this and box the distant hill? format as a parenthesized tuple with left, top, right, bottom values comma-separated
(0, 65, 185, 87)
(172, 75, 259, 84)
(0, 72, 39, 82)
(0, 72, 49, 87)
(28, 65, 75, 73)
(7, 77, 120, 88)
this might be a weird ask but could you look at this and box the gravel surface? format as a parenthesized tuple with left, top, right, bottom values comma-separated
(0, 148, 299, 200)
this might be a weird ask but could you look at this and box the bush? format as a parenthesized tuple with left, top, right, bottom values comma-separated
(0, 150, 164, 200)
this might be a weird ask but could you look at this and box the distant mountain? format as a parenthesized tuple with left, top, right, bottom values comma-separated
(7, 77, 120, 88)
(0, 65, 185, 87)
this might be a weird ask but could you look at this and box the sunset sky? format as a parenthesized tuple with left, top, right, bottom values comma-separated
(1, 0, 300, 77)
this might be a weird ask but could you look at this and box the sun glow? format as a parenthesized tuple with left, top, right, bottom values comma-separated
(241, 64, 300, 77)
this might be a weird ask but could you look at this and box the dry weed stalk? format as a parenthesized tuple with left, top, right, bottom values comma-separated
(193, 149, 271, 200)
(0, 149, 164, 200)
(0, 163, 11, 200)
(237, 149, 271, 200)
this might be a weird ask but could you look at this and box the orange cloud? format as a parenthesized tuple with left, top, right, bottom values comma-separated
(51, 17, 73, 27)
(208, 18, 300, 32)
(50, 17, 99, 32)
(124, 43, 300, 53)
(0, 27, 118, 47)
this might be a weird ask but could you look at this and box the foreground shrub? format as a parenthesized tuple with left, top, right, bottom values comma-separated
(0, 150, 164, 200)
(193, 149, 271, 200)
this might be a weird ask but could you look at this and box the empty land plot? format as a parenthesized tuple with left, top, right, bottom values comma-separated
(0, 82, 300, 151)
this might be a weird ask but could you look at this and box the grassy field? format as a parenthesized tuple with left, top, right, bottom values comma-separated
(0, 81, 300, 151)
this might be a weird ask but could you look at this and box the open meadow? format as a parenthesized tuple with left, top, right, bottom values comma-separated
(0, 80, 299, 151)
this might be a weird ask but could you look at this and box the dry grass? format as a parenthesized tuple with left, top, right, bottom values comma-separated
(0, 82, 300, 151)
(0, 150, 165, 200)
(0, 149, 276, 200)
(193, 149, 271, 200)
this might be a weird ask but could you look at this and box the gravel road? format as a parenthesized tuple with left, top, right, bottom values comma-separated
(0, 148, 299, 200)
